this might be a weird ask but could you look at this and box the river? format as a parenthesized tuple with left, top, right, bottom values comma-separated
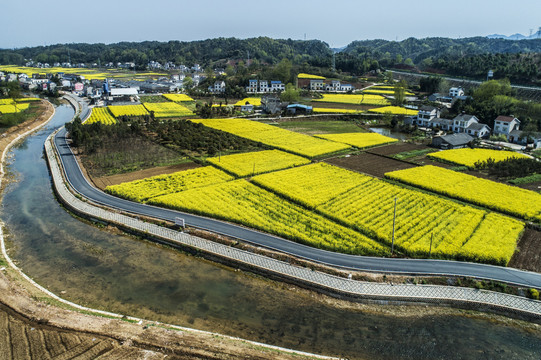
(1, 104, 540, 359)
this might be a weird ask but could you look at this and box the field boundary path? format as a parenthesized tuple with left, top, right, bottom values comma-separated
(45, 131, 541, 319)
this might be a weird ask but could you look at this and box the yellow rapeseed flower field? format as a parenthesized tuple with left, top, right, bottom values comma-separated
(427, 148, 529, 168)
(84, 107, 116, 125)
(315, 132, 398, 149)
(234, 97, 262, 106)
(368, 106, 419, 116)
(148, 179, 387, 255)
(191, 118, 351, 158)
(108, 104, 150, 117)
(312, 108, 364, 114)
(254, 163, 522, 264)
(252, 163, 372, 209)
(363, 89, 414, 96)
(105, 166, 233, 202)
(143, 102, 194, 117)
(314, 94, 389, 106)
(385, 165, 541, 221)
(163, 93, 194, 102)
(207, 150, 310, 177)
(297, 73, 326, 79)
(0, 103, 30, 114)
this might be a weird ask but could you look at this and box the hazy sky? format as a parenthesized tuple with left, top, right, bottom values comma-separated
(2, 0, 540, 49)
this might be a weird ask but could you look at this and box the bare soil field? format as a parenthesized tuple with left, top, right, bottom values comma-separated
(509, 228, 541, 273)
(92, 162, 201, 190)
(308, 102, 376, 111)
(366, 142, 427, 156)
(326, 152, 417, 178)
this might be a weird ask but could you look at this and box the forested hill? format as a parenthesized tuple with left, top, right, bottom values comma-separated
(2, 36, 541, 84)
(342, 37, 541, 64)
(0, 37, 332, 68)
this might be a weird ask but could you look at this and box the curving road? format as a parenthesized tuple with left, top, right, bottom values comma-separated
(52, 105, 541, 289)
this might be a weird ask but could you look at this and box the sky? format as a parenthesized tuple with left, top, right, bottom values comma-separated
(2, 0, 541, 49)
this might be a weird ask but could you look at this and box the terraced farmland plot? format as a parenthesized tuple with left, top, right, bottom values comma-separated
(297, 73, 326, 79)
(143, 102, 194, 117)
(252, 162, 371, 209)
(254, 163, 523, 265)
(162, 93, 194, 102)
(312, 108, 364, 114)
(148, 179, 386, 255)
(0, 103, 30, 114)
(105, 166, 233, 202)
(316, 132, 398, 149)
(191, 118, 351, 158)
(234, 97, 262, 106)
(363, 89, 414, 96)
(368, 106, 419, 116)
(386, 165, 541, 221)
(313, 94, 389, 106)
(207, 150, 310, 177)
(85, 107, 116, 125)
(108, 104, 149, 117)
(427, 148, 528, 168)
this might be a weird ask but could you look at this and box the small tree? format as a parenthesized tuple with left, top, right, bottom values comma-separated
(393, 80, 407, 106)
(280, 83, 300, 103)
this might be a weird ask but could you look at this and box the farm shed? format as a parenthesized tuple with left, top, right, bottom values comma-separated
(432, 133, 474, 149)
(287, 104, 313, 115)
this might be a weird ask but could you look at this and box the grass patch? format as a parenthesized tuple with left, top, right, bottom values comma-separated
(393, 148, 435, 160)
(509, 173, 541, 185)
(81, 135, 190, 177)
(275, 120, 365, 135)
(139, 95, 168, 103)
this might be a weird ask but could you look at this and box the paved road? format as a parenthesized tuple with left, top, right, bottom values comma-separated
(389, 70, 541, 91)
(52, 109, 541, 289)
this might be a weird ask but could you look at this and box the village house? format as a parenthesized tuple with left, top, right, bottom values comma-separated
(432, 133, 474, 149)
(428, 118, 453, 131)
(259, 80, 269, 93)
(507, 130, 541, 149)
(452, 114, 491, 138)
(246, 80, 285, 93)
(246, 79, 258, 93)
(310, 79, 325, 91)
(270, 80, 285, 92)
(208, 80, 226, 93)
(493, 115, 521, 139)
(324, 80, 354, 92)
(449, 87, 465, 98)
(412, 106, 440, 127)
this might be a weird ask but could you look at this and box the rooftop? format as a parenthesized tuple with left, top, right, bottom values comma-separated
(438, 133, 474, 146)
(495, 115, 518, 123)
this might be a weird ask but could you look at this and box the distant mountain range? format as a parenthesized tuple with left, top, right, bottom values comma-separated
(487, 31, 541, 40)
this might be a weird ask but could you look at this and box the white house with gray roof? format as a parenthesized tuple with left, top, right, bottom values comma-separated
(493, 115, 520, 138)
(451, 114, 490, 138)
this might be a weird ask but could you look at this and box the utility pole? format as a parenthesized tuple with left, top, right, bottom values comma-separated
(391, 197, 398, 256)
(429, 233, 433, 258)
